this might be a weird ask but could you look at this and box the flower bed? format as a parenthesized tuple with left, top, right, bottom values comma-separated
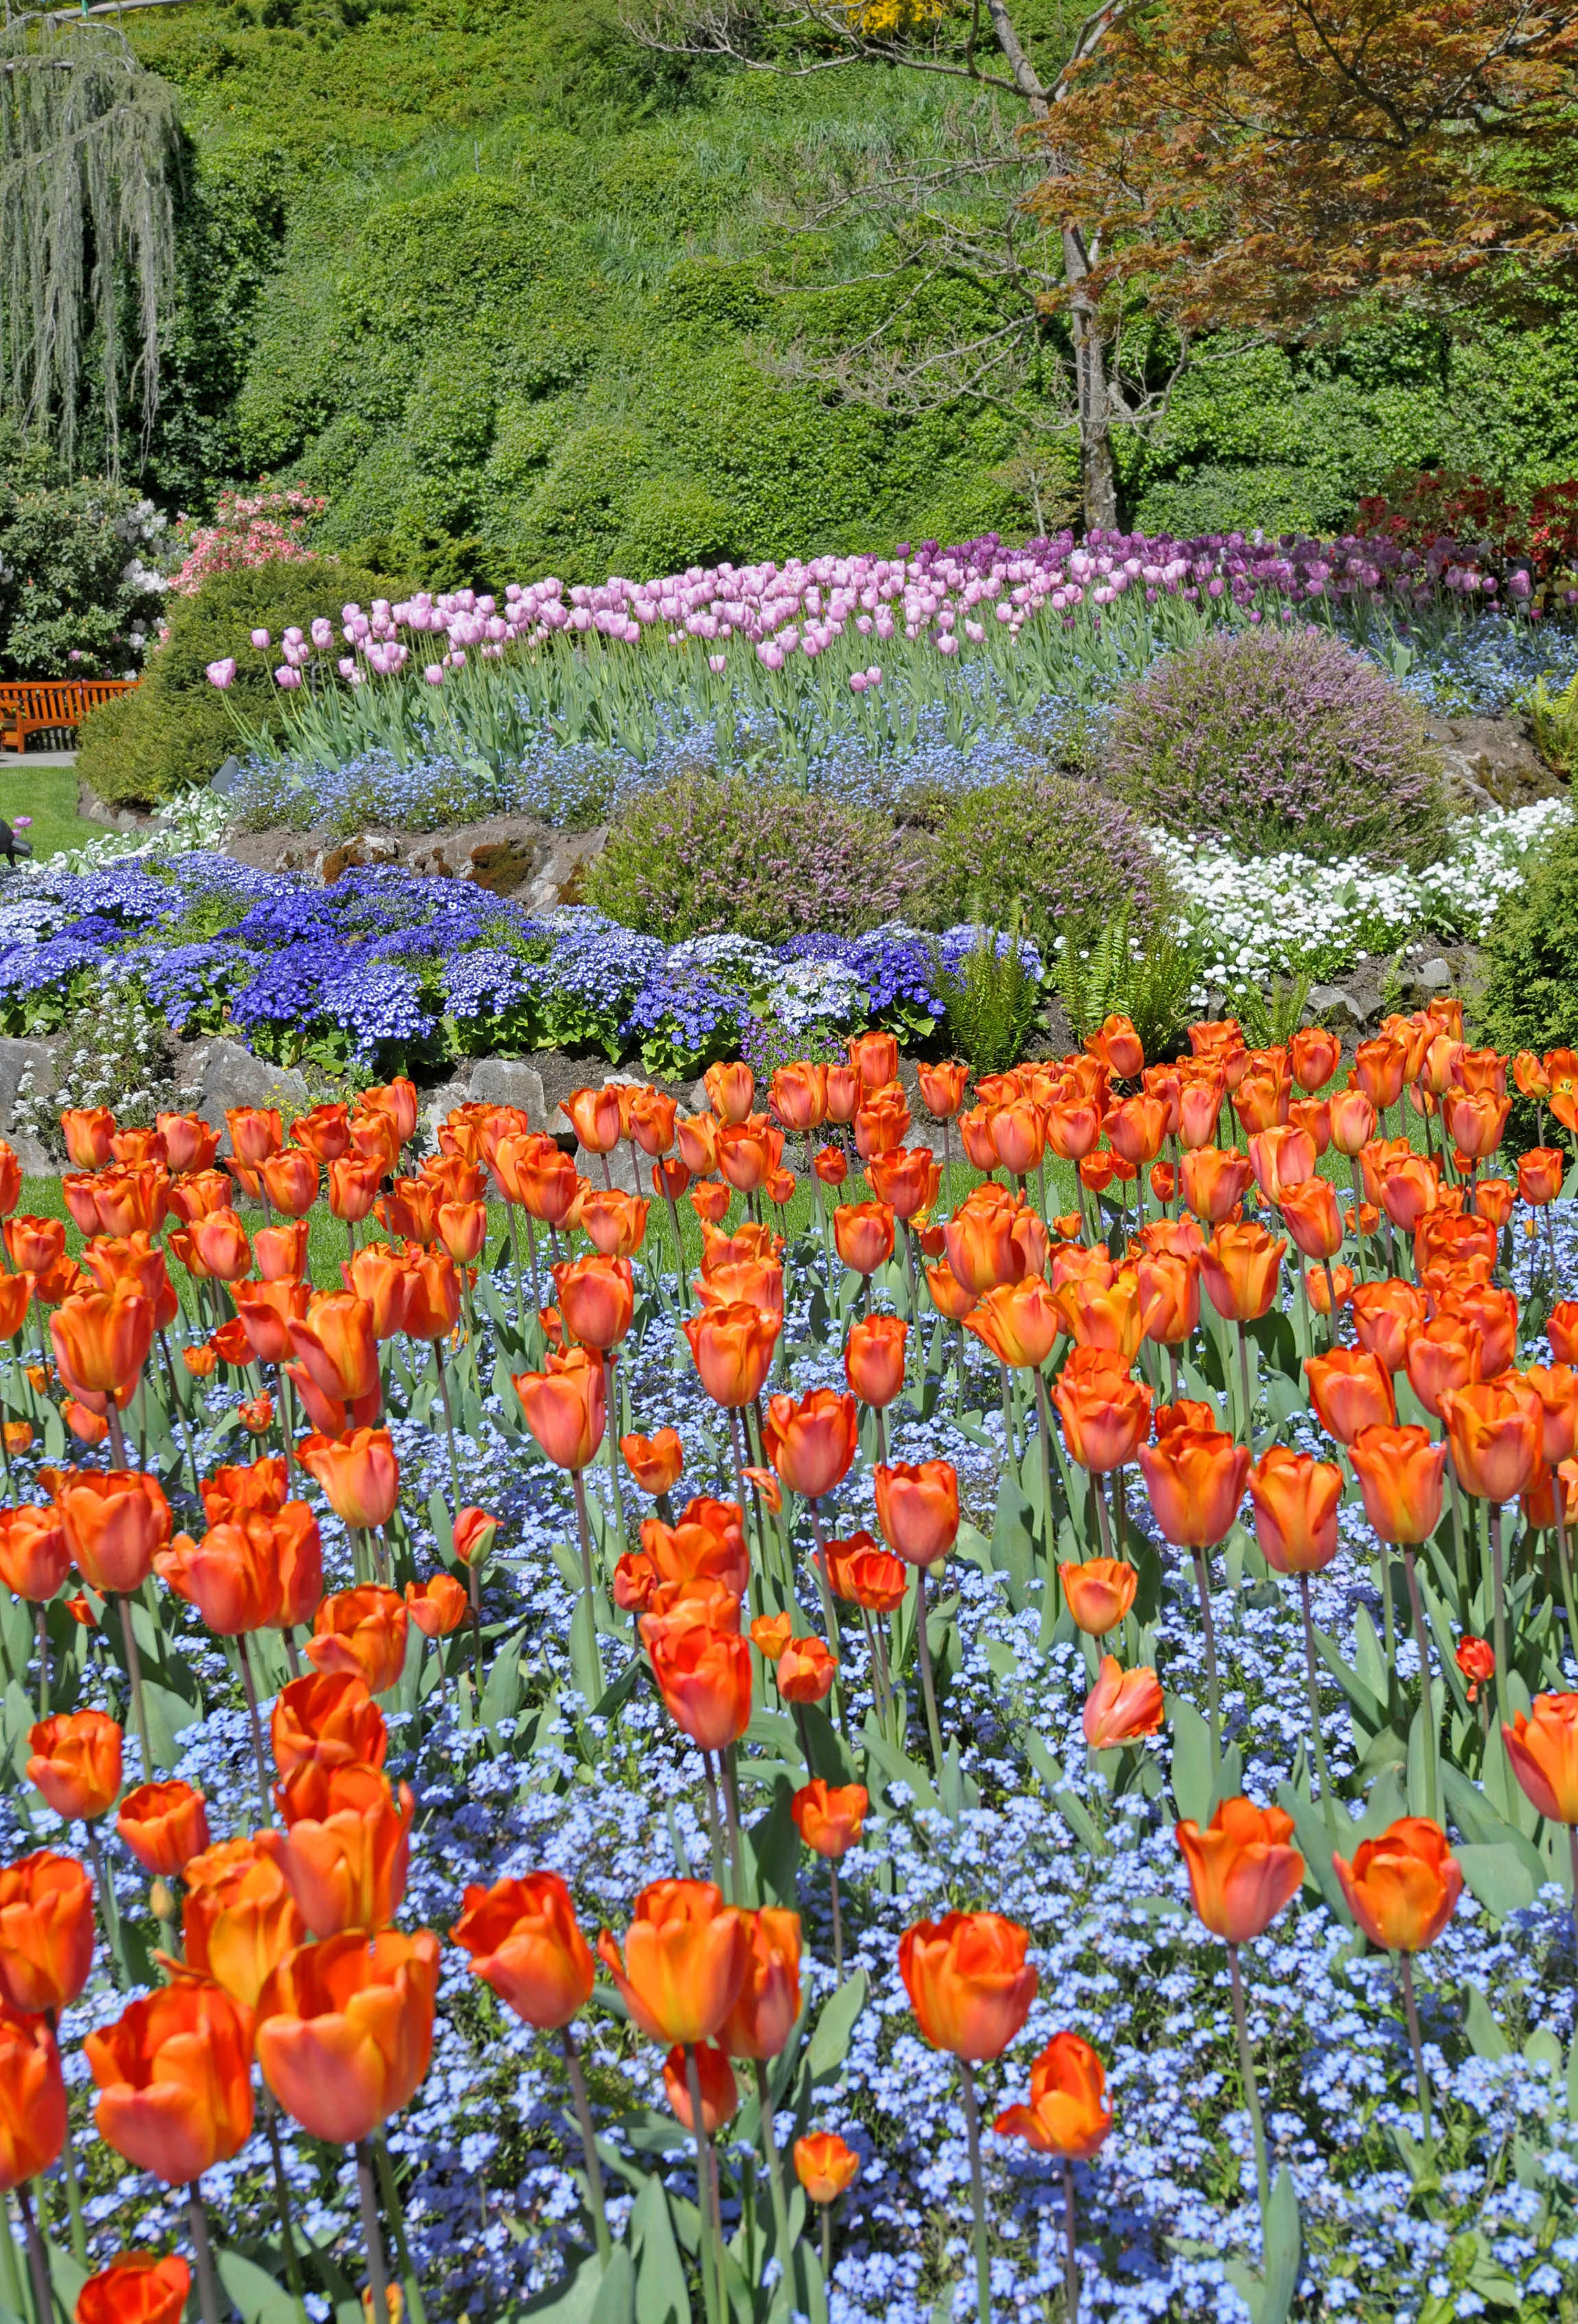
(2, 1008, 1578, 2324)
(203, 529, 1578, 831)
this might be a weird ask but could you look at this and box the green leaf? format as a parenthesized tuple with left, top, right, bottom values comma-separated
(745, 1781, 801, 1910)
(807, 1969, 867, 2080)
(1223, 2163, 1301, 2324)
(631, 2176, 692, 2324)
(1463, 1982, 1509, 2061)
(1166, 1694, 1214, 1829)
(519, 2256, 610, 2324)
(590, 2249, 635, 2324)
(1457, 1841, 1540, 1922)
(217, 2250, 301, 2324)
(989, 1473, 1035, 1609)
(143, 1680, 202, 1772)
(1274, 1779, 1352, 1923)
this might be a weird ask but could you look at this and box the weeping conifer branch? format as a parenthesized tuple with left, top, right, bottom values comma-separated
(0, 10, 179, 474)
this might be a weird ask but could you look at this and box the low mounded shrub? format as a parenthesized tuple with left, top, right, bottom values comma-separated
(583, 772, 919, 944)
(920, 766, 1162, 948)
(1107, 624, 1446, 866)
(1476, 817, 1578, 1133)
(76, 554, 396, 810)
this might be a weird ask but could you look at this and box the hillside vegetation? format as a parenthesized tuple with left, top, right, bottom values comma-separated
(128, 0, 1578, 584)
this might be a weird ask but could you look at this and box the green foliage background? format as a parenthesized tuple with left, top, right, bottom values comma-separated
(123, 0, 1578, 586)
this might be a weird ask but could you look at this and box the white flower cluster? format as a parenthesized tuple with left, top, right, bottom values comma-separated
(21, 786, 235, 881)
(1152, 796, 1573, 993)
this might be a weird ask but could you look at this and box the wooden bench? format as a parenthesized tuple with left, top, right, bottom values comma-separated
(0, 678, 138, 753)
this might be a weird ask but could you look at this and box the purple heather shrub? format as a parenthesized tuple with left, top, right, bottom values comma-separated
(582, 771, 921, 945)
(923, 765, 1162, 946)
(1108, 624, 1446, 868)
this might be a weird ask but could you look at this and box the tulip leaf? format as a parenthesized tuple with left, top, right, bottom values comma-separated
(1310, 1620, 1389, 1736)
(1458, 1841, 1540, 1921)
(590, 2249, 635, 2324)
(1166, 1694, 1214, 1829)
(1463, 1981, 1510, 2060)
(482, 1624, 526, 1729)
(745, 1779, 801, 1908)
(768, 2242, 828, 2324)
(1223, 2163, 1301, 2324)
(217, 2251, 299, 2324)
(142, 1679, 202, 1772)
(988, 1475, 1036, 1609)
(1274, 1779, 1353, 1924)
(631, 2173, 693, 2324)
(808, 1967, 867, 2080)
(860, 1723, 938, 1814)
(43, 2244, 86, 2316)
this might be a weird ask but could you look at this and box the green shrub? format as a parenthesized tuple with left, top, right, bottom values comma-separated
(1476, 820, 1578, 1115)
(584, 771, 919, 944)
(0, 425, 167, 680)
(1054, 904, 1197, 1065)
(935, 911, 1042, 1078)
(920, 766, 1162, 949)
(76, 553, 394, 809)
(1107, 626, 1446, 868)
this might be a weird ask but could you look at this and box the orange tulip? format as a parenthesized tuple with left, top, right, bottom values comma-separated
(561, 1087, 625, 1154)
(87, 1980, 253, 2183)
(182, 1842, 305, 2011)
(917, 1060, 968, 1119)
(1177, 1797, 1303, 1943)
(824, 1534, 909, 1613)
(898, 1911, 1037, 2060)
(1059, 1558, 1137, 1635)
(1082, 1655, 1164, 1748)
(552, 1255, 635, 1351)
(1199, 1222, 1285, 1323)
(75, 2253, 191, 2324)
(1279, 1176, 1345, 1262)
(512, 1350, 607, 1470)
(832, 1201, 895, 1277)
(0, 1851, 93, 2012)
(1351, 1279, 1427, 1373)
(1248, 1447, 1342, 1574)
(1052, 1349, 1152, 1473)
(1085, 1012, 1143, 1079)
(942, 1188, 1035, 1294)
(1304, 1348, 1396, 1445)
(292, 1434, 396, 1539)
(763, 1388, 858, 1500)
(716, 1906, 802, 2062)
(260, 1761, 414, 1936)
(1180, 1148, 1253, 1225)
(61, 1108, 115, 1170)
(1518, 1148, 1565, 1207)
(307, 1587, 408, 1694)
(662, 2039, 737, 2135)
(965, 1278, 1063, 1371)
(116, 1779, 210, 1877)
(794, 2131, 860, 2203)
(1439, 1281, 1517, 1378)
(777, 1636, 837, 1704)
(790, 1780, 869, 1859)
(1403, 1314, 1481, 1420)
(51, 1282, 154, 1407)
(1248, 1124, 1315, 1205)
(286, 1294, 381, 1416)
(1439, 1377, 1543, 1502)
(1138, 1250, 1200, 1347)
(182, 1510, 306, 1637)
(596, 1880, 747, 2047)
(451, 1870, 596, 2028)
(272, 1672, 386, 1777)
(1500, 1692, 1578, 1825)
(845, 1314, 908, 1408)
(27, 1709, 121, 1823)
(451, 1506, 501, 1570)
(993, 2029, 1113, 2159)
(0, 2006, 65, 2189)
(1288, 1025, 1341, 1092)
(641, 1497, 751, 1599)
(1333, 1816, 1462, 1952)
(184, 1209, 254, 1285)
(0, 1504, 68, 1604)
(628, 1088, 678, 1156)
(649, 1625, 754, 1751)
(1137, 1428, 1250, 1548)
(682, 1303, 781, 1408)
(1347, 1425, 1448, 1544)
(256, 1926, 440, 2146)
(403, 1574, 469, 1639)
(873, 1460, 958, 1568)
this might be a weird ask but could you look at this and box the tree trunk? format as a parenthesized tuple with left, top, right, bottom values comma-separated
(985, 0, 1120, 533)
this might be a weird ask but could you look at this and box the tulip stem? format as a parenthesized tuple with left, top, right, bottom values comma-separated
(1061, 2159, 1080, 2324)
(1553, 1487, 1578, 1677)
(722, 1746, 747, 1903)
(569, 1471, 604, 1700)
(956, 2059, 993, 2324)
(829, 1861, 843, 1985)
(1235, 1323, 1255, 1453)
(560, 2027, 611, 2263)
(1033, 1369, 1056, 1562)
(1489, 1506, 1511, 1724)
(260, 2089, 309, 2317)
(1191, 1550, 1222, 1765)
(1402, 1549, 1438, 1825)
(106, 1401, 128, 1471)
(16, 2186, 50, 2324)
(699, 1753, 727, 1892)
(683, 2048, 725, 2324)
(0, 2199, 22, 2323)
(1398, 1952, 1433, 2158)
(913, 1567, 945, 1774)
(236, 1633, 274, 1828)
(116, 1593, 153, 1783)
(432, 1347, 462, 1510)
(998, 1365, 1015, 1467)
(33, 1604, 47, 1723)
(753, 2059, 791, 2274)
(54, 2102, 86, 2265)
(355, 2142, 393, 2324)
(1296, 1576, 1339, 1844)
(85, 1823, 128, 1984)
(158, 1329, 203, 1502)
(1568, 1827, 1578, 2001)
(373, 2135, 429, 2324)
(1225, 1943, 1270, 2219)
(187, 2184, 225, 2324)
(602, 1354, 628, 1555)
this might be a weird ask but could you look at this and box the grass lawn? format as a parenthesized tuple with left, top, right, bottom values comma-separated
(0, 757, 101, 858)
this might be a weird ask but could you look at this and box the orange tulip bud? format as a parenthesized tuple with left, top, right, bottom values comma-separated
(0, 1850, 93, 2012)
(272, 1672, 386, 1778)
(1082, 1655, 1164, 1748)
(0, 1504, 68, 1604)
(777, 1635, 837, 1704)
(790, 1779, 869, 1859)
(596, 1880, 748, 2047)
(964, 1278, 1063, 1371)
(86, 1980, 253, 2183)
(1347, 1424, 1448, 1544)
(0, 2005, 65, 2190)
(403, 1574, 469, 1639)
(116, 1779, 209, 1877)
(552, 1255, 635, 1351)
(452, 1506, 502, 1569)
(561, 1086, 625, 1154)
(1137, 1427, 1250, 1548)
(181, 1841, 305, 2011)
(649, 1624, 754, 1751)
(794, 2131, 860, 2203)
(259, 1760, 414, 1936)
(26, 1709, 121, 1823)
(1177, 1797, 1302, 1943)
(76, 2253, 191, 2324)
(898, 1910, 1037, 2061)
(763, 1388, 858, 1500)
(1333, 1816, 1462, 1952)
(993, 2029, 1113, 2158)
(844, 1314, 908, 1409)
(1051, 1348, 1152, 1473)
(451, 1871, 596, 2029)
(1304, 1348, 1396, 1445)
(1059, 1557, 1137, 1635)
(256, 1926, 440, 2146)
(307, 1586, 408, 1695)
(662, 2039, 738, 2135)
(832, 1200, 895, 1277)
(716, 1905, 802, 2061)
(682, 1302, 781, 1409)
(873, 1459, 958, 1568)
(1199, 1222, 1284, 1323)
(1439, 1376, 1543, 1502)
(512, 1350, 608, 1470)
(297, 1427, 401, 1530)
(1247, 1446, 1341, 1574)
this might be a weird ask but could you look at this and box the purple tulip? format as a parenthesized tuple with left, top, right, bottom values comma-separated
(250, 628, 271, 650)
(206, 657, 237, 691)
(274, 665, 302, 689)
(424, 665, 445, 686)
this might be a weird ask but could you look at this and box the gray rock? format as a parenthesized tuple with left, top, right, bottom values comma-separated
(0, 1037, 54, 1134)
(1306, 984, 1367, 1028)
(520, 827, 608, 916)
(466, 1058, 550, 1133)
(1417, 956, 1452, 991)
(192, 1039, 310, 1145)
(211, 755, 245, 796)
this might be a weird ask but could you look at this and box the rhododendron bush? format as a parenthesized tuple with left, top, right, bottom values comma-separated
(0, 1009, 1577, 2323)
